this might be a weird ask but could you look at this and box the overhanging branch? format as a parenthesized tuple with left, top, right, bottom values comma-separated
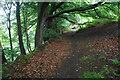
(47, 2, 103, 20)
(104, 5, 115, 12)
(94, 8, 101, 18)
(51, 2, 64, 13)
(58, 16, 76, 24)
(58, 16, 92, 25)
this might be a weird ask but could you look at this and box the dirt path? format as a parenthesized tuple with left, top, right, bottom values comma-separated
(54, 22, 119, 78)
(12, 22, 119, 78)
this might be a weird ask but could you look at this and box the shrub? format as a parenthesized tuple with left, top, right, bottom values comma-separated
(43, 28, 61, 39)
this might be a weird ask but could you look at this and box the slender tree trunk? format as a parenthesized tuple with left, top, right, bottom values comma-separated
(3, 3, 13, 61)
(35, 2, 49, 48)
(26, 28, 31, 53)
(16, 2, 26, 55)
(22, 8, 31, 53)
(0, 42, 7, 64)
(8, 13, 14, 61)
(8, 14, 13, 50)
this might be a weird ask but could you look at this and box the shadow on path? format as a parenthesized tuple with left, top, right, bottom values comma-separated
(54, 22, 119, 78)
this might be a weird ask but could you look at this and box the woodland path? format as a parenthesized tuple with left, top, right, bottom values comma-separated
(54, 22, 119, 78)
(13, 22, 119, 78)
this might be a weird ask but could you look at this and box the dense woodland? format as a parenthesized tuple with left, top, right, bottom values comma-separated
(0, 1, 120, 79)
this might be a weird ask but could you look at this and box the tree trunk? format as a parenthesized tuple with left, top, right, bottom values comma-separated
(0, 42, 7, 64)
(35, 2, 49, 48)
(8, 13, 14, 61)
(3, 3, 13, 61)
(26, 28, 31, 53)
(16, 2, 26, 55)
(8, 14, 13, 51)
(46, 2, 56, 29)
(22, 8, 31, 53)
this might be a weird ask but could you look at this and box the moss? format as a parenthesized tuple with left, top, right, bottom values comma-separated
(44, 41, 49, 45)
(2, 67, 10, 72)
(14, 49, 38, 65)
(23, 55, 30, 61)
(18, 59, 26, 64)
(2, 66, 11, 78)
(23, 49, 39, 61)
(2, 49, 39, 78)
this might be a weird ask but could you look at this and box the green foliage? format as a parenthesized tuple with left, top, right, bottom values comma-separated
(80, 56, 96, 61)
(3, 47, 20, 62)
(44, 41, 49, 45)
(98, 49, 101, 52)
(83, 66, 117, 78)
(23, 49, 37, 61)
(2, 66, 11, 78)
(101, 66, 109, 75)
(112, 59, 120, 66)
(2, 66, 9, 72)
(0, 2, 119, 63)
(100, 66, 118, 78)
(43, 28, 61, 39)
(88, 42, 92, 48)
(83, 71, 104, 78)
(98, 55, 105, 60)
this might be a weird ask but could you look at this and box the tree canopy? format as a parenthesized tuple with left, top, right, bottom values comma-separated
(0, 1, 119, 62)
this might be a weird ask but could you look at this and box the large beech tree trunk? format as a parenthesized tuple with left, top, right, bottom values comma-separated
(35, 2, 103, 48)
(16, 2, 26, 55)
(0, 42, 7, 64)
(35, 2, 49, 48)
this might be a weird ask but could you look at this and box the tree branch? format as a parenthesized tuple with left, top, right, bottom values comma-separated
(58, 16, 92, 25)
(51, 2, 64, 13)
(47, 2, 103, 20)
(104, 5, 115, 12)
(94, 8, 101, 18)
(58, 16, 76, 24)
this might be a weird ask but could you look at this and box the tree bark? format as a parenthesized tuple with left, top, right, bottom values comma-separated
(25, 27, 31, 53)
(22, 8, 31, 53)
(8, 14, 14, 61)
(35, 2, 49, 48)
(8, 14, 13, 51)
(51, 2, 64, 13)
(16, 2, 26, 55)
(0, 42, 7, 64)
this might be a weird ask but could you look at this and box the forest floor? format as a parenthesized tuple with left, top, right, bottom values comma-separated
(13, 21, 120, 78)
